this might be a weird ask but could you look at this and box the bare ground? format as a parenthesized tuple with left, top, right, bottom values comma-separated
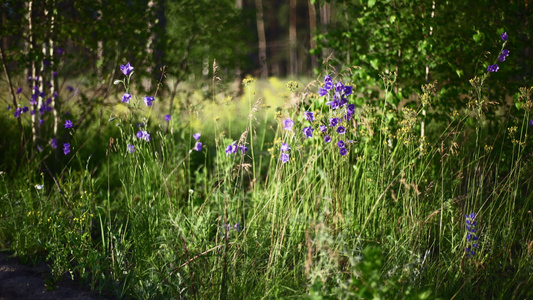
(0, 252, 109, 300)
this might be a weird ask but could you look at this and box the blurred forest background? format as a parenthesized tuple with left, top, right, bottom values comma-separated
(1, 0, 531, 104)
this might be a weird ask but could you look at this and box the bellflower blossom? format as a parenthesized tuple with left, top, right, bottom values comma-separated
(193, 142, 202, 152)
(50, 138, 57, 149)
(136, 130, 151, 142)
(143, 96, 155, 106)
(280, 143, 290, 152)
(339, 147, 347, 156)
(284, 118, 294, 131)
(498, 49, 510, 62)
(120, 63, 134, 76)
(337, 126, 346, 134)
(487, 64, 499, 73)
(193, 133, 201, 140)
(324, 135, 331, 143)
(127, 144, 135, 153)
(63, 143, 71, 155)
(319, 125, 327, 132)
(337, 140, 345, 148)
(225, 142, 238, 156)
(64, 119, 73, 129)
(239, 145, 248, 154)
(16, 87, 22, 94)
(501, 32, 507, 41)
(324, 75, 333, 90)
(305, 111, 315, 123)
(122, 93, 132, 103)
(280, 153, 290, 164)
(164, 114, 171, 122)
(303, 126, 314, 138)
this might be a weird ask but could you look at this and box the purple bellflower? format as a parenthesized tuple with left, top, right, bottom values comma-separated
(120, 63, 134, 76)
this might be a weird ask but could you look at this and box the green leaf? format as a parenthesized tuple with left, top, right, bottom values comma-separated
(367, 0, 376, 8)
(390, 15, 396, 24)
(515, 102, 523, 110)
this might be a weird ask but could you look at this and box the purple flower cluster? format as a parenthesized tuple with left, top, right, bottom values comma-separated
(193, 132, 202, 152)
(63, 143, 71, 155)
(136, 130, 151, 142)
(487, 32, 510, 73)
(465, 213, 479, 258)
(225, 141, 248, 156)
(314, 75, 355, 156)
(280, 143, 290, 164)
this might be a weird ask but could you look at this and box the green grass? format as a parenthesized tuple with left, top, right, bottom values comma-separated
(1, 63, 533, 299)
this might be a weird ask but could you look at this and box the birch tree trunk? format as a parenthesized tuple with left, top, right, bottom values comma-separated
(255, 0, 268, 78)
(289, 0, 297, 76)
(308, 0, 318, 72)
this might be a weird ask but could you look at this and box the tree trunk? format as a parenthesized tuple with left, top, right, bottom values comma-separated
(319, 1, 331, 63)
(144, 0, 156, 92)
(49, 0, 59, 137)
(255, 0, 268, 78)
(308, 0, 318, 72)
(289, 0, 297, 76)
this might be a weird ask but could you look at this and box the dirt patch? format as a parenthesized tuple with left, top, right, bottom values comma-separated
(0, 252, 108, 300)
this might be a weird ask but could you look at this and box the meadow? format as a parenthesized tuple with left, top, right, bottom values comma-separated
(1, 33, 533, 299)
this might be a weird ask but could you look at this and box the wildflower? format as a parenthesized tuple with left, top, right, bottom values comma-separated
(337, 126, 346, 134)
(67, 86, 74, 92)
(329, 118, 339, 127)
(239, 145, 248, 154)
(22, 107, 29, 113)
(39, 119, 44, 126)
(318, 87, 327, 96)
(324, 75, 333, 90)
(529, 119, 533, 126)
(225, 142, 238, 156)
(14, 107, 23, 118)
(335, 82, 345, 93)
(347, 104, 356, 114)
(234, 223, 242, 232)
(280, 153, 290, 164)
(498, 49, 510, 62)
(120, 62, 134, 76)
(50, 138, 57, 149)
(324, 135, 331, 143)
(122, 93, 132, 103)
(303, 126, 314, 138)
(305, 111, 315, 123)
(284, 118, 294, 131)
(63, 143, 71, 155)
(465, 213, 479, 258)
(164, 114, 171, 122)
(487, 64, 499, 73)
(339, 148, 347, 156)
(280, 143, 290, 152)
(501, 32, 507, 41)
(339, 96, 348, 107)
(7, 105, 10, 110)
(53, 71, 58, 77)
(136, 130, 151, 142)
(344, 85, 353, 96)
(64, 119, 73, 129)
(35, 184, 44, 190)
(143, 96, 155, 106)
(193, 142, 202, 152)
(127, 144, 135, 153)
(319, 125, 327, 132)
(37, 145, 43, 152)
(193, 133, 201, 140)
(57, 47, 64, 55)
(16, 87, 22, 94)
(337, 140, 345, 148)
